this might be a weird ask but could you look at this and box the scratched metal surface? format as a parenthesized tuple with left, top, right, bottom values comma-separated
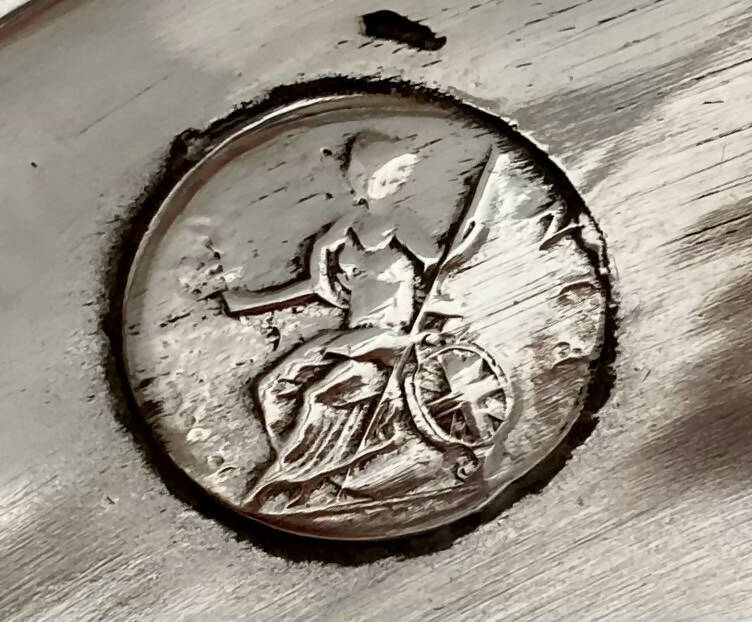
(1, 0, 751, 620)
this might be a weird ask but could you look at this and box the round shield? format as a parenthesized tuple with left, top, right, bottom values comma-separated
(406, 342, 512, 450)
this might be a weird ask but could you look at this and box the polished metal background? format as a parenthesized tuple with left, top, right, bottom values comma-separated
(1, 0, 751, 620)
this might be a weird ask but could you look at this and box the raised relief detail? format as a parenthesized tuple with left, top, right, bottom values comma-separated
(121, 88, 612, 540)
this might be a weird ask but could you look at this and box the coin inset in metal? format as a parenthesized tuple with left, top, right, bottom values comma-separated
(121, 85, 611, 540)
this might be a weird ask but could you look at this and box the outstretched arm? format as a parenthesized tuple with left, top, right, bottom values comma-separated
(222, 279, 315, 316)
(222, 214, 356, 316)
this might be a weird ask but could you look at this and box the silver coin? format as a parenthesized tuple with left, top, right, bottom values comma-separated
(121, 87, 612, 540)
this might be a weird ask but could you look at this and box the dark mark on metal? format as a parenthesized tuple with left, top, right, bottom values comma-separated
(361, 10, 447, 52)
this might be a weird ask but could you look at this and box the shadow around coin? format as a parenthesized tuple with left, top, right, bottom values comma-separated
(101, 76, 618, 564)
